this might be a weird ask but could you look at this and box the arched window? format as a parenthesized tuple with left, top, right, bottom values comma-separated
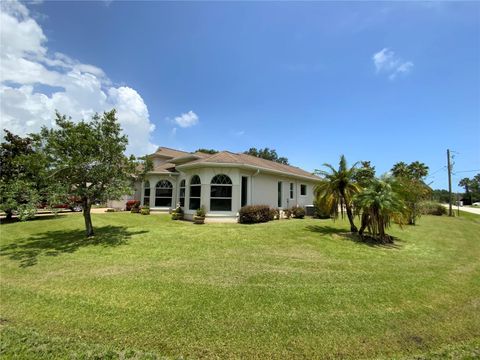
(189, 175, 201, 210)
(210, 174, 232, 211)
(143, 181, 150, 206)
(155, 180, 173, 207)
(179, 179, 186, 207)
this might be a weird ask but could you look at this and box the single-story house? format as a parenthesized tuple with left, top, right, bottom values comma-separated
(131, 147, 322, 221)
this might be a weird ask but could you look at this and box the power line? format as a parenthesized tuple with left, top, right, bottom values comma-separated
(452, 169, 480, 174)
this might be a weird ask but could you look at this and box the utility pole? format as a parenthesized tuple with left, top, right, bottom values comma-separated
(447, 149, 453, 216)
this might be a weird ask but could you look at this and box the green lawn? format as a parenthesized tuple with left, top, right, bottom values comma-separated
(1, 213, 479, 359)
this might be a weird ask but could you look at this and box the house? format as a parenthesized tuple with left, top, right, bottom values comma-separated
(132, 147, 322, 221)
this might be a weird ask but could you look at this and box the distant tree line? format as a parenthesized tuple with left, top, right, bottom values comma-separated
(196, 147, 290, 165)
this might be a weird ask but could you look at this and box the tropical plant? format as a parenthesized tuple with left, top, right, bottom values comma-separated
(354, 179, 407, 243)
(314, 155, 361, 232)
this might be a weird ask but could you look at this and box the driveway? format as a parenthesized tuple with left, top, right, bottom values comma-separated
(442, 204, 480, 215)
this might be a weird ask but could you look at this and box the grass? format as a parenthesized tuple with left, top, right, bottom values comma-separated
(1, 213, 479, 359)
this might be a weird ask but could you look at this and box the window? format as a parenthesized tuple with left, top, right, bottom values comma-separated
(241, 176, 248, 207)
(189, 175, 201, 210)
(155, 180, 173, 207)
(179, 179, 186, 207)
(290, 183, 294, 199)
(300, 184, 307, 196)
(278, 181, 282, 207)
(143, 181, 150, 206)
(210, 174, 232, 211)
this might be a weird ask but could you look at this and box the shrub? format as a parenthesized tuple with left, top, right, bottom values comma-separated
(126, 200, 140, 211)
(313, 200, 330, 219)
(196, 206, 206, 217)
(172, 205, 184, 220)
(140, 206, 150, 215)
(271, 208, 280, 220)
(239, 205, 274, 224)
(17, 204, 37, 221)
(419, 201, 447, 216)
(105, 208, 117, 213)
(291, 206, 305, 219)
(283, 208, 292, 219)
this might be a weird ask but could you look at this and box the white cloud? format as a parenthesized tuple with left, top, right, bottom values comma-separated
(173, 110, 199, 128)
(372, 48, 414, 80)
(0, 0, 157, 155)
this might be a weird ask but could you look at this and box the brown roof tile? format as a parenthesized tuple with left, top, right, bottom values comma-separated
(179, 151, 320, 181)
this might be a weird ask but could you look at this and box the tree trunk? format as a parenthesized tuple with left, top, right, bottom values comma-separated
(340, 189, 358, 233)
(359, 212, 369, 236)
(82, 197, 94, 237)
(5, 210, 13, 221)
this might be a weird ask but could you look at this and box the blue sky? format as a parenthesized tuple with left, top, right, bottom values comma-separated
(1, 1, 479, 190)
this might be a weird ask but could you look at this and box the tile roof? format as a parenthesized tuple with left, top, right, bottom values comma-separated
(153, 147, 191, 158)
(178, 151, 320, 181)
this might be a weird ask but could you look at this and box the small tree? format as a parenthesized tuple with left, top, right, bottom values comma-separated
(314, 155, 361, 232)
(33, 110, 148, 237)
(354, 178, 407, 243)
(390, 161, 431, 225)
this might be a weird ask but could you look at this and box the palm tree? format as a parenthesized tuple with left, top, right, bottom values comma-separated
(314, 155, 361, 232)
(391, 162, 410, 178)
(354, 179, 407, 243)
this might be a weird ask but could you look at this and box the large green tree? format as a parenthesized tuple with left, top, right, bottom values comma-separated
(390, 161, 431, 225)
(33, 110, 148, 237)
(244, 147, 289, 165)
(314, 155, 361, 232)
(0, 130, 44, 220)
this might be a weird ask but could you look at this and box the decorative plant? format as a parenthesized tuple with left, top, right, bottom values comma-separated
(196, 206, 206, 218)
(140, 205, 150, 215)
(171, 204, 184, 220)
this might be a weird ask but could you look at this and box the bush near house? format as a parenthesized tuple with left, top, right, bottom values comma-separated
(313, 199, 331, 219)
(126, 200, 140, 212)
(171, 206, 184, 220)
(239, 205, 275, 224)
(419, 201, 447, 216)
(140, 205, 150, 215)
(291, 206, 306, 219)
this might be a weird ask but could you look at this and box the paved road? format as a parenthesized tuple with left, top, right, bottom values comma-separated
(442, 204, 480, 215)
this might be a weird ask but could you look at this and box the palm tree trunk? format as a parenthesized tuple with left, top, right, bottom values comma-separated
(340, 189, 358, 233)
(345, 205, 358, 233)
(359, 212, 369, 236)
(82, 197, 94, 237)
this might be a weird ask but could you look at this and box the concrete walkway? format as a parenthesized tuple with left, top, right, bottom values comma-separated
(442, 204, 480, 215)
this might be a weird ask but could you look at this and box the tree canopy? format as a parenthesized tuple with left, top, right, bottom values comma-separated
(244, 147, 289, 165)
(195, 148, 218, 154)
(31, 110, 149, 236)
(0, 130, 45, 220)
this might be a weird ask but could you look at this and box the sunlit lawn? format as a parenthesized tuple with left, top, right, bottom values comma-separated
(1, 212, 479, 359)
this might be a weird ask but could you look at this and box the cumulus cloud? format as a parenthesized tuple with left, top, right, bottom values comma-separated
(0, 0, 157, 155)
(372, 48, 414, 80)
(173, 110, 199, 128)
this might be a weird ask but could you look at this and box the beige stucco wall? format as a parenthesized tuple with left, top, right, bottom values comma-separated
(249, 172, 317, 209)
(135, 165, 319, 218)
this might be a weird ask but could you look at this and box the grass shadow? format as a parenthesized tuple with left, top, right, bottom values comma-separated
(0, 226, 147, 267)
(305, 225, 402, 249)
